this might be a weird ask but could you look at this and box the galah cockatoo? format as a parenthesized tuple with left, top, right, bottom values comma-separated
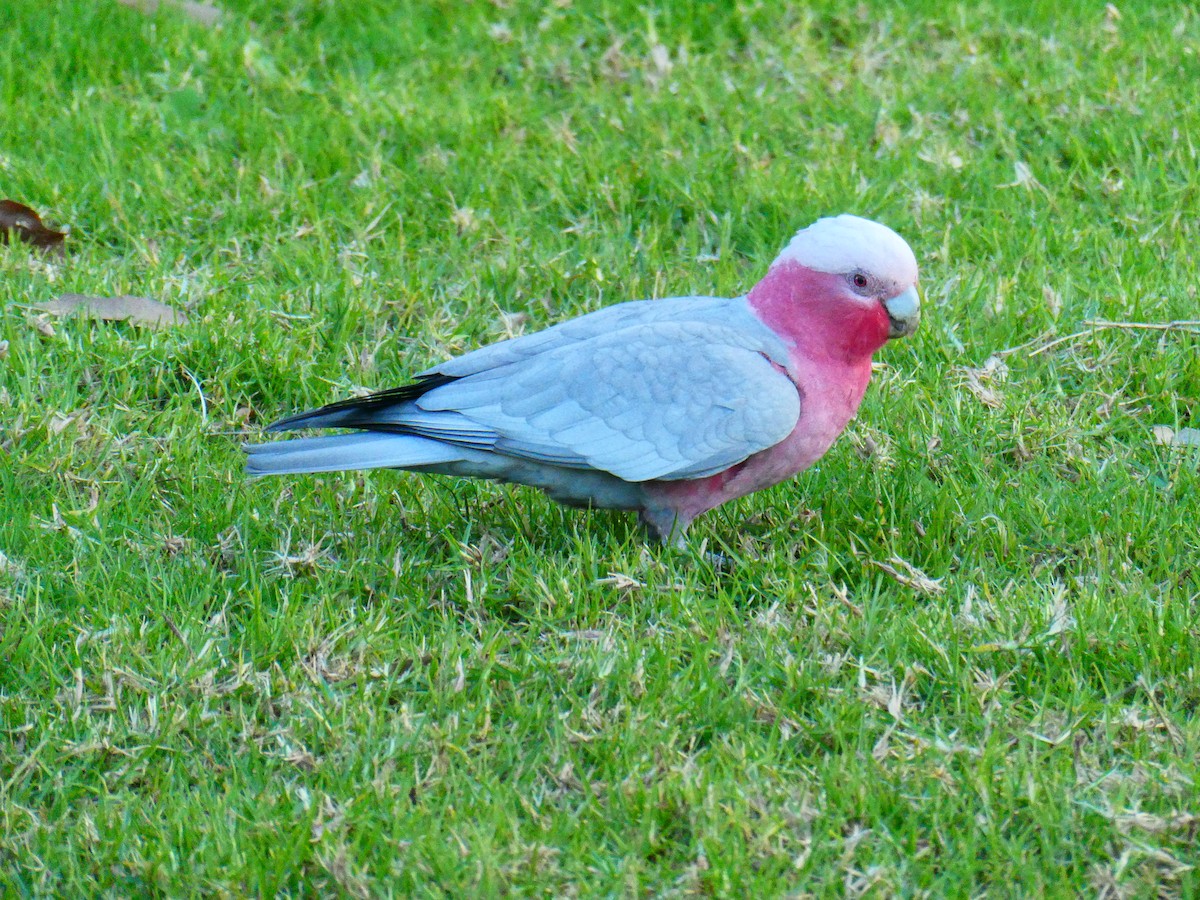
(246, 215, 920, 543)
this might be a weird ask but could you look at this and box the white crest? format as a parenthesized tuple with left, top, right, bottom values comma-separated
(773, 215, 918, 284)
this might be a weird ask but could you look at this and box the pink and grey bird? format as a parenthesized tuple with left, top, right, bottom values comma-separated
(246, 215, 920, 543)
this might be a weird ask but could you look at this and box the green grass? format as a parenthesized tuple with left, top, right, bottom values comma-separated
(2, 0, 1199, 895)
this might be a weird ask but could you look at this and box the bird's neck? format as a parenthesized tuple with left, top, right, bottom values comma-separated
(747, 262, 890, 366)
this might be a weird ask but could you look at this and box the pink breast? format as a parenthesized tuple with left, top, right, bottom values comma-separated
(641, 262, 885, 522)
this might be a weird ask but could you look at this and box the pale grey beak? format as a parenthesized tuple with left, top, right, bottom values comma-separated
(884, 285, 921, 339)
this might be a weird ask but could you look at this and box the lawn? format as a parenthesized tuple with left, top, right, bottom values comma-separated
(2, 0, 1198, 895)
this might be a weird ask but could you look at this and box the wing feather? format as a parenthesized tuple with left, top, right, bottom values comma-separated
(267, 296, 800, 483)
(415, 319, 800, 481)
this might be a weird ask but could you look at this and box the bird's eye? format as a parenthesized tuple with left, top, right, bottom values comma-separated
(851, 273, 869, 290)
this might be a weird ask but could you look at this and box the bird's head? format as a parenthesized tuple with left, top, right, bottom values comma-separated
(750, 215, 921, 361)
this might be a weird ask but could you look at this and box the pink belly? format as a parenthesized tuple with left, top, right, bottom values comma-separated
(642, 358, 872, 524)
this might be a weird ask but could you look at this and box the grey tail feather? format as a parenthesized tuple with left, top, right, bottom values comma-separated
(245, 432, 463, 476)
(266, 374, 457, 432)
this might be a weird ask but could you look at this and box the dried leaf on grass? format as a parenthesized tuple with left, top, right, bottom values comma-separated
(0, 550, 25, 579)
(0, 199, 66, 251)
(594, 572, 645, 593)
(34, 294, 187, 328)
(47, 412, 78, 436)
(1151, 425, 1200, 448)
(1112, 810, 1200, 836)
(116, 0, 223, 26)
(965, 379, 1002, 407)
(29, 315, 56, 337)
(958, 355, 1009, 409)
(870, 555, 945, 595)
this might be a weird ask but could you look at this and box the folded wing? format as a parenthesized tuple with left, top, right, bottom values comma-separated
(261, 299, 801, 483)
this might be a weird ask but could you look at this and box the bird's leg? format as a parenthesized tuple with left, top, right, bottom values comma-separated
(638, 506, 689, 548)
(638, 507, 731, 567)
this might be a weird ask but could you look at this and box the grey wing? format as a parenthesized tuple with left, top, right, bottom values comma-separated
(416, 320, 800, 482)
(423, 295, 740, 378)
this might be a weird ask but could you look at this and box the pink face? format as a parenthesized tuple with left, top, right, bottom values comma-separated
(751, 215, 922, 364)
(747, 261, 899, 363)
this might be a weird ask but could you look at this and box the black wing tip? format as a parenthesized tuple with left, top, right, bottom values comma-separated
(262, 373, 458, 433)
(264, 408, 329, 432)
(264, 415, 306, 433)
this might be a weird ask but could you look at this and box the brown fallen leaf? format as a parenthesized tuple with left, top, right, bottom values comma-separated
(1151, 425, 1175, 446)
(116, 0, 223, 26)
(958, 355, 1009, 409)
(1114, 810, 1200, 835)
(594, 572, 644, 593)
(0, 550, 25, 579)
(870, 555, 945, 596)
(1152, 425, 1200, 448)
(962, 375, 1001, 408)
(48, 412, 77, 436)
(29, 315, 56, 337)
(0, 200, 66, 251)
(34, 294, 187, 328)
